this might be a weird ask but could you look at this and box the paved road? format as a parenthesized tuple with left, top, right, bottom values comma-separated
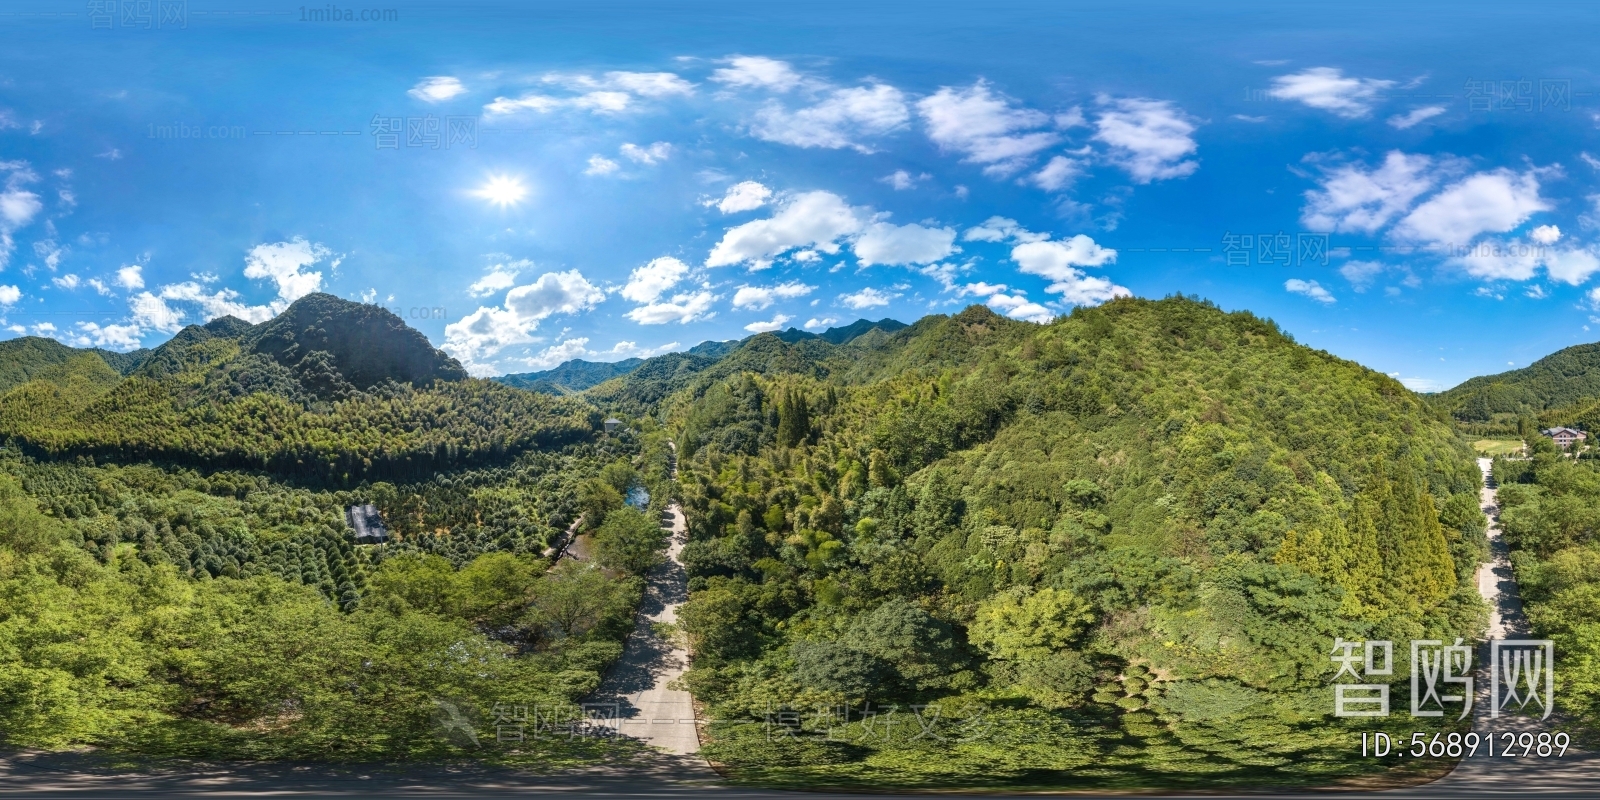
(1398, 458, 1599, 793)
(587, 499, 708, 760)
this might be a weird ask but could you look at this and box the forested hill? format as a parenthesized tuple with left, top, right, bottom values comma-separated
(495, 317, 906, 396)
(1432, 340, 1600, 426)
(0, 293, 593, 483)
(624, 297, 1487, 771)
(0, 336, 149, 393)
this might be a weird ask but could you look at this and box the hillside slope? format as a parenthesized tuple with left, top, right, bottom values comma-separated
(497, 358, 645, 395)
(628, 297, 1487, 784)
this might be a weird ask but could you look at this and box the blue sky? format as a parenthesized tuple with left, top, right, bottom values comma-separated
(2, 1, 1599, 389)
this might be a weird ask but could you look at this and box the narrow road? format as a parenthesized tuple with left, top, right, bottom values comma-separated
(588, 443, 714, 770)
(1397, 457, 1597, 794)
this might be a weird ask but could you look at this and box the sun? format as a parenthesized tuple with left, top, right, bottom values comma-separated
(473, 175, 528, 207)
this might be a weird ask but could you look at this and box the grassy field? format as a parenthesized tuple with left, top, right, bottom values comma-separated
(1473, 439, 1526, 456)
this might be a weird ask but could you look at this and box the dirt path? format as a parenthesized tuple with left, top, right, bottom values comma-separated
(587, 443, 714, 768)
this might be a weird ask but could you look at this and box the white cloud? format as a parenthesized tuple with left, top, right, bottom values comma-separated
(1092, 97, 1199, 183)
(468, 262, 525, 297)
(984, 291, 1053, 323)
(574, 91, 632, 112)
(1268, 67, 1395, 118)
(1285, 278, 1336, 303)
(1525, 284, 1548, 299)
(408, 76, 467, 103)
(620, 256, 690, 303)
(624, 290, 717, 325)
(484, 94, 563, 115)
(1530, 224, 1562, 245)
(592, 71, 695, 97)
(51, 274, 79, 290)
(732, 280, 815, 310)
(962, 216, 1048, 244)
(0, 285, 19, 305)
(130, 291, 185, 333)
(1045, 272, 1131, 306)
(584, 155, 621, 176)
(706, 190, 866, 268)
(0, 162, 41, 269)
(804, 316, 837, 330)
(158, 282, 265, 323)
(33, 239, 66, 271)
(882, 170, 928, 190)
(87, 278, 111, 296)
(620, 141, 672, 165)
(243, 237, 331, 307)
(744, 313, 793, 333)
(854, 221, 957, 266)
(1339, 260, 1386, 289)
(485, 71, 691, 117)
(917, 81, 1058, 175)
(513, 337, 680, 372)
(116, 264, 144, 290)
(839, 287, 898, 309)
(1543, 247, 1600, 285)
(1301, 151, 1443, 233)
(711, 56, 804, 91)
(1583, 152, 1600, 171)
(1387, 105, 1446, 129)
(523, 337, 593, 370)
(1009, 235, 1126, 304)
(70, 321, 141, 351)
(443, 270, 606, 373)
(1030, 155, 1084, 192)
(1011, 236, 1117, 279)
(1394, 169, 1551, 245)
(1399, 376, 1444, 392)
(750, 84, 910, 152)
(957, 281, 1009, 297)
(708, 181, 772, 214)
(605, 340, 680, 359)
(30, 322, 54, 334)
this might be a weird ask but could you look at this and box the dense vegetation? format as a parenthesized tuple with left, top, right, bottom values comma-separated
(1493, 439, 1600, 734)
(641, 298, 1487, 789)
(0, 293, 1526, 789)
(0, 296, 670, 764)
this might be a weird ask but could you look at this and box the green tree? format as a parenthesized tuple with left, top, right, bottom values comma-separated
(591, 506, 667, 575)
(577, 478, 624, 530)
(968, 587, 1094, 661)
(524, 562, 629, 640)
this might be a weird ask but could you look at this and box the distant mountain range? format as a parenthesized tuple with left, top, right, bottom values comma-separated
(494, 317, 907, 395)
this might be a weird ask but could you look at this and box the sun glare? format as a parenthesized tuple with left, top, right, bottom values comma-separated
(473, 175, 528, 207)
